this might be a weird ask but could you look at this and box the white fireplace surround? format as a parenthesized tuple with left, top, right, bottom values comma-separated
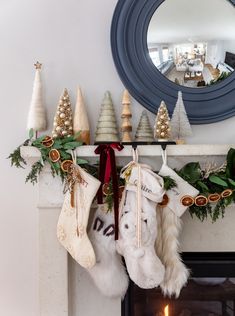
(20, 144, 235, 316)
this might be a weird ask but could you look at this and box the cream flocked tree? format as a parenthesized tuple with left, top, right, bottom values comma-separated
(95, 91, 119, 143)
(27, 62, 47, 136)
(171, 91, 192, 144)
(73, 87, 90, 144)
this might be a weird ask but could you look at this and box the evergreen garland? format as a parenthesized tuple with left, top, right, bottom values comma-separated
(9, 130, 87, 185)
(8, 131, 235, 223)
(175, 148, 235, 222)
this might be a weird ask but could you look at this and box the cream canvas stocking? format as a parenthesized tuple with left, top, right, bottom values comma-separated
(87, 205, 129, 298)
(57, 162, 101, 269)
(156, 149, 199, 298)
(117, 150, 166, 289)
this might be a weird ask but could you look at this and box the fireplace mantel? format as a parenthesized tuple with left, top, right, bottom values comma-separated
(20, 144, 235, 316)
(21, 144, 234, 159)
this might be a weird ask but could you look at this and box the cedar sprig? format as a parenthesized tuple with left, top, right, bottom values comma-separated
(25, 161, 44, 185)
(163, 176, 177, 191)
(8, 139, 30, 168)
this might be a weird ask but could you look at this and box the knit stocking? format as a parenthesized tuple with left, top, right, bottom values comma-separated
(87, 205, 129, 298)
(57, 165, 101, 269)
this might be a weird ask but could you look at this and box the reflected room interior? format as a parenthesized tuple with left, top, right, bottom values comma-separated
(147, 0, 235, 88)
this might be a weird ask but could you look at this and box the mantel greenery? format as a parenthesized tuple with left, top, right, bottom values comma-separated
(9, 130, 88, 184)
(8, 130, 235, 223)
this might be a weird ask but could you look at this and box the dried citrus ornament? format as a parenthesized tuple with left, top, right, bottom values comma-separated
(181, 195, 194, 207)
(195, 195, 208, 207)
(102, 183, 113, 196)
(221, 189, 233, 198)
(61, 160, 73, 172)
(49, 149, 60, 162)
(42, 136, 54, 148)
(208, 193, 221, 203)
(159, 194, 169, 207)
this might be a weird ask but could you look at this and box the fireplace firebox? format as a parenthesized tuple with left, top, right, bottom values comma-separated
(122, 253, 235, 316)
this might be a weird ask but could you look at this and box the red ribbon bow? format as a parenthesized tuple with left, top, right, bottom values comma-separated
(95, 143, 124, 240)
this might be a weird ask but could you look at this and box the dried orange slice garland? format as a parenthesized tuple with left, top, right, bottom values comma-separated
(159, 190, 234, 208)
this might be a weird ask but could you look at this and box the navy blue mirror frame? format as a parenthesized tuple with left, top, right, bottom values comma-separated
(111, 0, 235, 124)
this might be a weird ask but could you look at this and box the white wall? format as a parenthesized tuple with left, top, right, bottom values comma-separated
(206, 41, 224, 67)
(1, 1, 235, 316)
(223, 39, 235, 58)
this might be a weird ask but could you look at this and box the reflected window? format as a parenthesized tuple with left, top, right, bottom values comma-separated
(162, 47, 169, 62)
(149, 48, 161, 67)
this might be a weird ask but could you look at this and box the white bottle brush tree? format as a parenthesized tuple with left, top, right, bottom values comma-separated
(171, 91, 192, 144)
(27, 62, 47, 137)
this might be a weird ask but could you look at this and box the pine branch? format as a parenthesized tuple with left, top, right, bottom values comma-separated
(189, 204, 211, 222)
(25, 161, 44, 185)
(162, 176, 177, 191)
(211, 199, 226, 222)
(8, 139, 30, 168)
(8, 146, 26, 168)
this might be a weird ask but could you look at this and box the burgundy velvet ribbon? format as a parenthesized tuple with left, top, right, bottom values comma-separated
(95, 143, 124, 240)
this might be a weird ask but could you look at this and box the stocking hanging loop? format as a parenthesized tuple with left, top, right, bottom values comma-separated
(70, 150, 77, 165)
(132, 147, 139, 163)
(161, 148, 168, 165)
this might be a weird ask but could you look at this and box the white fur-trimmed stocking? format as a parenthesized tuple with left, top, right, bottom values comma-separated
(87, 205, 129, 298)
(117, 151, 166, 289)
(156, 149, 199, 298)
(57, 164, 101, 269)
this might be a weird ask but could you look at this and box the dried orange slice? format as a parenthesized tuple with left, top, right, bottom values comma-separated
(159, 194, 169, 207)
(49, 149, 60, 162)
(181, 195, 194, 207)
(102, 183, 112, 196)
(42, 136, 54, 148)
(195, 195, 208, 207)
(221, 189, 233, 198)
(61, 160, 73, 172)
(208, 193, 221, 203)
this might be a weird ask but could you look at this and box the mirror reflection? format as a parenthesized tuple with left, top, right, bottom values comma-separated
(147, 0, 235, 88)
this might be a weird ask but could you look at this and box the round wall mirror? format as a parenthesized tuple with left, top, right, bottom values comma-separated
(147, 0, 235, 88)
(111, 0, 235, 124)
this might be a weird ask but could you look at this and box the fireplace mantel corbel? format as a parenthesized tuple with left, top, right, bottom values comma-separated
(20, 144, 235, 316)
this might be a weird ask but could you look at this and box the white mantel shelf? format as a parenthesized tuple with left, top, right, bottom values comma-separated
(21, 144, 235, 159)
(20, 144, 235, 316)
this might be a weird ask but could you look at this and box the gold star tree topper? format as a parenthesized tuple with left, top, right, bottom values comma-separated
(34, 61, 42, 69)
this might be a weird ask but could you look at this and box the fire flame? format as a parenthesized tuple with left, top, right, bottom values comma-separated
(164, 305, 169, 316)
